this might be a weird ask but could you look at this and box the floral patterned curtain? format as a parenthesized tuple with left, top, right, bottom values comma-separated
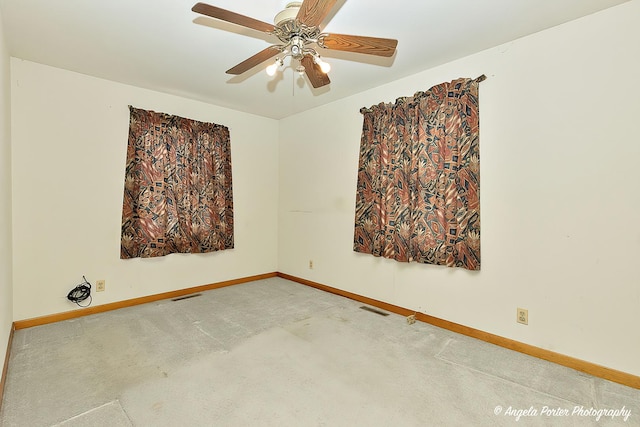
(353, 77, 481, 270)
(121, 107, 234, 259)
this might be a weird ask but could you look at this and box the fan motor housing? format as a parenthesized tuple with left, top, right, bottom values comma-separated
(274, 2, 302, 26)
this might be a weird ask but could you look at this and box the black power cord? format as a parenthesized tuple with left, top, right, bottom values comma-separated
(67, 276, 92, 307)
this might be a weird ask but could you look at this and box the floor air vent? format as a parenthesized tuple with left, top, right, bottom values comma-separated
(171, 293, 202, 302)
(359, 306, 390, 316)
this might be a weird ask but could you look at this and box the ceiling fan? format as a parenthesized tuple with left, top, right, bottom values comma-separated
(191, 0, 398, 88)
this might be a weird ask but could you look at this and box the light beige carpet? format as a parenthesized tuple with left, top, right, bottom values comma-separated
(2, 278, 638, 426)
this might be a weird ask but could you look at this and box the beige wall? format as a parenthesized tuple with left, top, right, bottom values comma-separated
(0, 5, 14, 377)
(10, 60, 279, 320)
(278, 1, 640, 376)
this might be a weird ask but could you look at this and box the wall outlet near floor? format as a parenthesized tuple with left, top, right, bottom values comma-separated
(517, 307, 528, 325)
(96, 280, 106, 292)
(309, 260, 313, 269)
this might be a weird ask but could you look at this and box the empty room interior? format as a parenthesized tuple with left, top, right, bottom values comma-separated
(1, 0, 639, 425)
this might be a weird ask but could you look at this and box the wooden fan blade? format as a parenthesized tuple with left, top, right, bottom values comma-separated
(192, 3, 275, 33)
(321, 34, 398, 57)
(301, 55, 330, 88)
(226, 47, 279, 75)
(296, 0, 338, 28)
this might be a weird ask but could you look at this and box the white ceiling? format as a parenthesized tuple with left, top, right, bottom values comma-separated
(0, 0, 629, 119)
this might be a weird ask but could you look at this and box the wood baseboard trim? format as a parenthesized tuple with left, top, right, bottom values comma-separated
(0, 323, 16, 413)
(13, 272, 277, 330)
(277, 272, 640, 390)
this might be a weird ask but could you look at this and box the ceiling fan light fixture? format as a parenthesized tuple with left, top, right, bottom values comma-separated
(191, 1, 398, 89)
(314, 56, 331, 74)
(266, 58, 283, 76)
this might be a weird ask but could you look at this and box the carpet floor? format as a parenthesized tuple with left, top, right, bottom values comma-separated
(1, 277, 638, 426)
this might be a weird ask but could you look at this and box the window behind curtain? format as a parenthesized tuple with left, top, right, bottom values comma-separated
(353, 77, 481, 270)
(121, 106, 234, 259)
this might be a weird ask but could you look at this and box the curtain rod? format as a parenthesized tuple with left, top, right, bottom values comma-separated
(360, 75, 487, 113)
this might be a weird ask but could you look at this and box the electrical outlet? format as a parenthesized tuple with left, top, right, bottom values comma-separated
(309, 260, 313, 269)
(96, 280, 106, 292)
(517, 307, 528, 325)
